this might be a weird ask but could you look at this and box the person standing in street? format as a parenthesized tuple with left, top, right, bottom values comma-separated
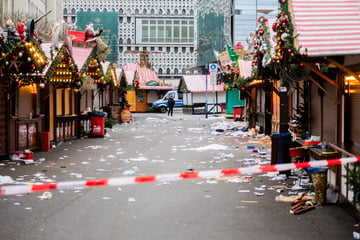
(167, 96, 175, 116)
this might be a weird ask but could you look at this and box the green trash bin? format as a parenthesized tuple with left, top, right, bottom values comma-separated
(308, 167, 328, 204)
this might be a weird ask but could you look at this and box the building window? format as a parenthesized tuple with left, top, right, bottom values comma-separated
(182, 47, 186, 53)
(119, 17, 123, 23)
(158, 68, 163, 74)
(127, 38, 131, 44)
(159, 9, 163, 15)
(166, 47, 170, 53)
(166, 9, 171, 15)
(151, 47, 155, 51)
(182, 9, 186, 15)
(135, 9, 139, 14)
(127, 17, 131, 23)
(71, 8, 76, 14)
(104, 8, 108, 12)
(174, 47, 178, 53)
(71, 16, 76, 23)
(151, 9, 155, 15)
(95, 8, 100, 12)
(127, 46, 131, 51)
(174, 68, 178, 74)
(63, 8, 68, 15)
(143, 9, 147, 14)
(119, 47, 123, 53)
(119, 38, 123, 44)
(119, 8, 123, 15)
(166, 68, 171, 74)
(174, 9, 179, 15)
(159, 47, 163, 51)
(190, 47, 194, 53)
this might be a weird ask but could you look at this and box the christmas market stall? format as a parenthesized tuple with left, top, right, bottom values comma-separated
(249, 0, 360, 205)
(216, 43, 244, 115)
(102, 62, 122, 124)
(41, 42, 84, 145)
(178, 75, 225, 115)
(79, 46, 107, 113)
(279, 0, 360, 205)
(124, 63, 173, 112)
(2, 40, 47, 154)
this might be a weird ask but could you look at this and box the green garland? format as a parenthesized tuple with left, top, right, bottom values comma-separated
(45, 43, 80, 89)
(80, 47, 105, 84)
(105, 62, 117, 87)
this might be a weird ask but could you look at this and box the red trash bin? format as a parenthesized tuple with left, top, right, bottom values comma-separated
(42, 132, 50, 152)
(89, 112, 106, 137)
(233, 105, 244, 121)
(220, 104, 226, 113)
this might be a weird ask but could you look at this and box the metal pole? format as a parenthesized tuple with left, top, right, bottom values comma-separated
(205, 67, 208, 119)
(212, 84, 215, 114)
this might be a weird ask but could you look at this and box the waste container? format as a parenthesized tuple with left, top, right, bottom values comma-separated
(220, 104, 226, 114)
(42, 131, 50, 152)
(308, 167, 328, 204)
(271, 132, 292, 165)
(233, 105, 244, 121)
(89, 112, 106, 137)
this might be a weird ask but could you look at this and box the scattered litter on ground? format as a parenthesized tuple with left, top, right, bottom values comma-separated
(38, 192, 53, 200)
(241, 200, 258, 204)
(183, 144, 230, 152)
(238, 190, 251, 193)
(254, 192, 264, 196)
(275, 192, 313, 203)
(0, 175, 14, 185)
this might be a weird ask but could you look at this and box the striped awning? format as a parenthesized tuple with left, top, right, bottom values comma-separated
(290, 0, 360, 57)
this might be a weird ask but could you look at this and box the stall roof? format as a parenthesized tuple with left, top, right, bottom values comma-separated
(41, 43, 92, 72)
(123, 63, 173, 90)
(291, 0, 360, 56)
(179, 75, 225, 93)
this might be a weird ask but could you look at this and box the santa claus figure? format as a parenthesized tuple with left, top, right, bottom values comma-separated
(16, 14, 27, 42)
(84, 22, 103, 48)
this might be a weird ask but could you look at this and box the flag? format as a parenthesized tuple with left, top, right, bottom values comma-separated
(68, 30, 85, 43)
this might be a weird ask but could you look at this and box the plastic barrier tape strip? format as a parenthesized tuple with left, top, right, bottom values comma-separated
(0, 157, 359, 196)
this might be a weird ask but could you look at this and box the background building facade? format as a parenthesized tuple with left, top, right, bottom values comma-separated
(63, 0, 197, 81)
(233, 0, 279, 49)
(195, 0, 233, 67)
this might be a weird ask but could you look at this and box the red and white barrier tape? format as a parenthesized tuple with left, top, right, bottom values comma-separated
(1, 157, 359, 196)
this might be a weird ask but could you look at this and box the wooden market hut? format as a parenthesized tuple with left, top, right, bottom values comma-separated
(178, 75, 225, 114)
(79, 46, 106, 113)
(124, 63, 173, 112)
(284, 0, 360, 203)
(2, 40, 47, 154)
(41, 42, 88, 144)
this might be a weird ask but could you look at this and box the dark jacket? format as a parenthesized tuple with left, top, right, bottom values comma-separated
(168, 98, 175, 108)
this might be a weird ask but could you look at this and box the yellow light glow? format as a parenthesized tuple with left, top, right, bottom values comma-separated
(31, 83, 37, 94)
(345, 75, 360, 85)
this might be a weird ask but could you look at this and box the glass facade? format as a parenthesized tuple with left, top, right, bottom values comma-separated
(195, 0, 232, 67)
(139, 19, 194, 44)
(233, 0, 279, 49)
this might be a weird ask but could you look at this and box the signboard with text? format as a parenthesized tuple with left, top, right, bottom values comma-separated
(77, 12, 119, 63)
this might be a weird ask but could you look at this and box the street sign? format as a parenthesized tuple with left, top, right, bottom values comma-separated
(210, 72, 217, 85)
(209, 63, 217, 73)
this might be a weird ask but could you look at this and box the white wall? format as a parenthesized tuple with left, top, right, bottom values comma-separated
(192, 92, 226, 104)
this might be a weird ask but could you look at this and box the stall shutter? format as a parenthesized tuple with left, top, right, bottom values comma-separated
(0, 83, 7, 156)
(350, 93, 360, 145)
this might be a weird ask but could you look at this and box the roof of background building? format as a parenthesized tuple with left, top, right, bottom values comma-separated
(180, 75, 225, 92)
(290, 0, 360, 56)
